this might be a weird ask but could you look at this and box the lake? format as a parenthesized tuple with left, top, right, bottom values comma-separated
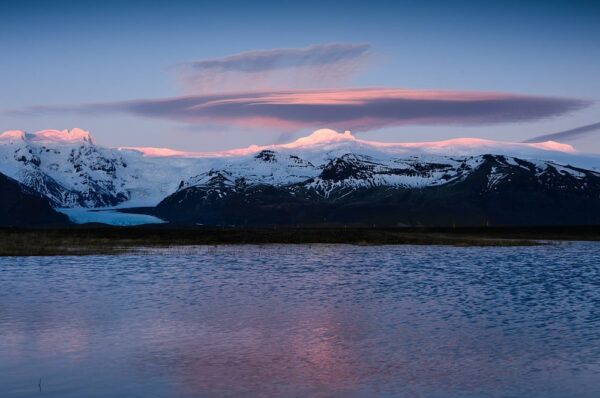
(1, 243, 599, 397)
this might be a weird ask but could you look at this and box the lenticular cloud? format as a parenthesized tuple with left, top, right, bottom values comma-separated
(172, 43, 372, 93)
(112, 88, 591, 130)
(13, 88, 590, 132)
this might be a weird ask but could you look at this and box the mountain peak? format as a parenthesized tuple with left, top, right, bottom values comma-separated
(0, 130, 27, 141)
(0, 128, 95, 144)
(28, 128, 94, 144)
(285, 129, 356, 148)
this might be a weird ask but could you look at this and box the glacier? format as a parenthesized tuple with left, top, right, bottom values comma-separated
(1, 127, 600, 225)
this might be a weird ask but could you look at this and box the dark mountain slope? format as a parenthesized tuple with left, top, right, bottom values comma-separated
(0, 172, 69, 226)
(155, 155, 600, 227)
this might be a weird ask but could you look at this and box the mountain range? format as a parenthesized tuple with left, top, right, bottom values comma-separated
(1, 128, 599, 227)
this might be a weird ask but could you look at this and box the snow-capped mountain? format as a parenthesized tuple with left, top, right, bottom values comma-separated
(0, 129, 129, 207)
(156, 151, 600, 227)
(2, 127, 600, 226)
(0, 128, 208, 207)
(166, 129, 600, 201)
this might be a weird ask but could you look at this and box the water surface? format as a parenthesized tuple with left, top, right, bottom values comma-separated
(1, 244, 599, 397)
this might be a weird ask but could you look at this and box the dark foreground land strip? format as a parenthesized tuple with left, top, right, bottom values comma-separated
(1, 225, 600, 256)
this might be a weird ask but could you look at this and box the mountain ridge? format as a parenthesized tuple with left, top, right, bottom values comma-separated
(155, 153, 600, 226)
(1, 128, 600, 226)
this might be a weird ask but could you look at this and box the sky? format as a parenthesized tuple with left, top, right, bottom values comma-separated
(1, 0, 600, 151)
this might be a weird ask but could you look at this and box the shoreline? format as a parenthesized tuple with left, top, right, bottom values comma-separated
(3, 225, 600, 256)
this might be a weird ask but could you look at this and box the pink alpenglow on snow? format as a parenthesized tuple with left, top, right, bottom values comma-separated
(0, 128, 94, 144)
(0, 130, 27, 141)
(117, 128, 577, 158)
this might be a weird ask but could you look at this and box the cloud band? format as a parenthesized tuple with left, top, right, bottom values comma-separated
(13, 88, 591, 131)
(182, 43, 371, 73)
(523, 121, 600, 143)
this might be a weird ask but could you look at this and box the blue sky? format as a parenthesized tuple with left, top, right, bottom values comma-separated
(2, 0, 599, 151)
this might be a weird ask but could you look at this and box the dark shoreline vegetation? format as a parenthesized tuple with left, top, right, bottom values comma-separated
(2, 225, 600, 256)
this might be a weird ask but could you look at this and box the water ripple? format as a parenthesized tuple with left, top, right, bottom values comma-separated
(0, 243, 599, 397)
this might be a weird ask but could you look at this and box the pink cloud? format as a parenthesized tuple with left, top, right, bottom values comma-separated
(118, 88, 590, 130)
(12, 88, 590, 132)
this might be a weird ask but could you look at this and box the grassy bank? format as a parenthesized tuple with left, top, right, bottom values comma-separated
(3, 225, 597, 256)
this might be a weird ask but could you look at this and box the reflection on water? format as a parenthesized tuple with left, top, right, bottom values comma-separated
(0, 244, 599, 397)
